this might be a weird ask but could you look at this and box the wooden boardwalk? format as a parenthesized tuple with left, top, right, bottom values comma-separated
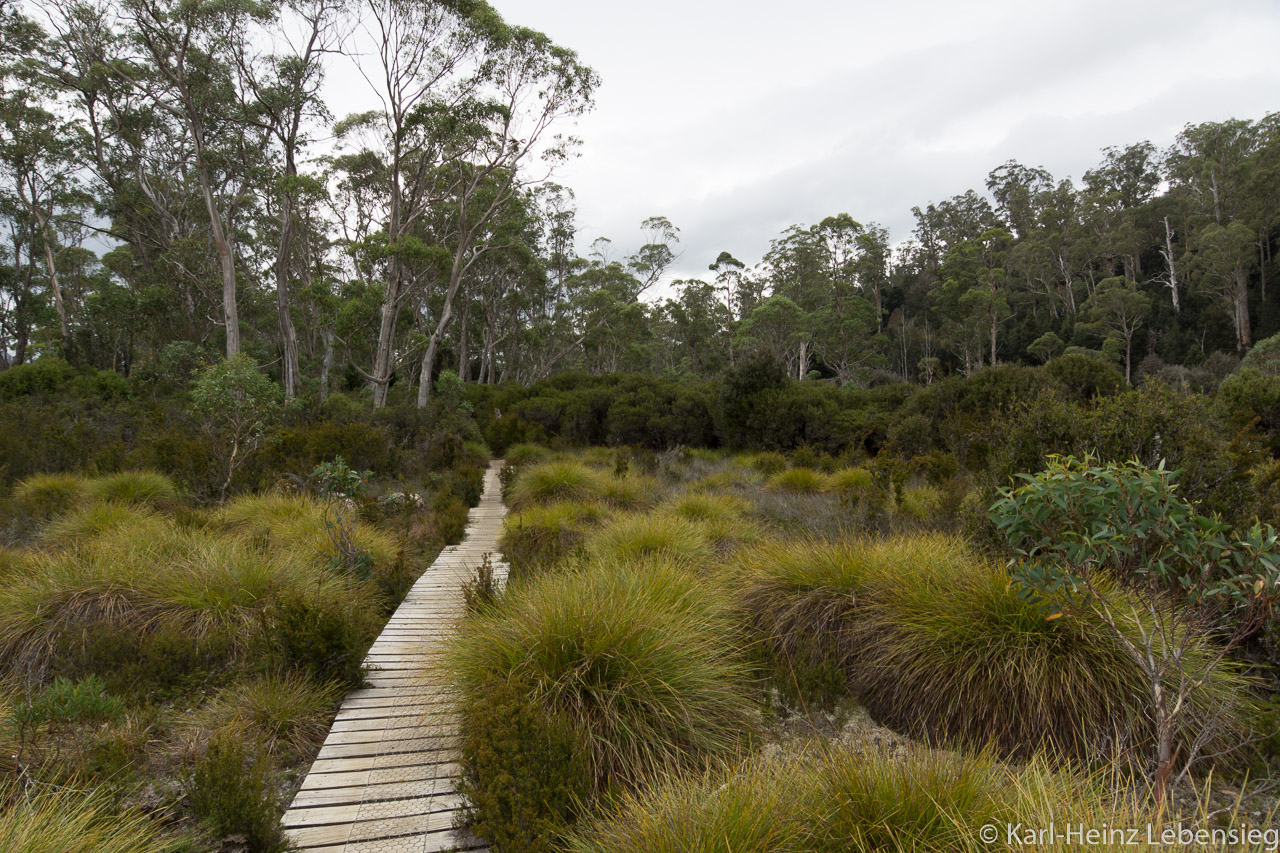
(282, 462, 507, 853)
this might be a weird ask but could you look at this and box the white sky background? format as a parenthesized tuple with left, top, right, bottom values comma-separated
(328, 0, 1280, 287)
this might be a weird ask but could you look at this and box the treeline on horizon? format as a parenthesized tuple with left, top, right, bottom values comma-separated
(1, 0, 1278, 400)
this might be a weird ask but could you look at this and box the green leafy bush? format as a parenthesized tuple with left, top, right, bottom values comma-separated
(188, 730, 288, 853)
(458, 678, 591, 853)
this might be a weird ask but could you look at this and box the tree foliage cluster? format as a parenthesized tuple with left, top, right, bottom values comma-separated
(3, 0, 1277, 400)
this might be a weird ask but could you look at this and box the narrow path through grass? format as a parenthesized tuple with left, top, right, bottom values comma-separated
(281, 461, 508, 853)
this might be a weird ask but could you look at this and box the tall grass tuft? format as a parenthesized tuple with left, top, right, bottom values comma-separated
(191, 671, 343, 759)
(508, 461, 611, 510)
(586, 513, 714, 565)
(600, 474, 661, 510)
(445, 556, 756, 845)
(0, 781, 187, 853)
(10, 473, 86, 520)
(0, 518, 378, 683)
(501, 500, 610, 581)
(766, 468, 827, 494)
(40, 501, 168, 544)
(216, 491, 400, 579)
(568, 744, 1152, 853)
(83, 471, 182, 508)
(739, 533, 1252, 762)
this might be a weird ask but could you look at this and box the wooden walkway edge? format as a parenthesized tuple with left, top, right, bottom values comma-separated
(282, 461, 508, 853)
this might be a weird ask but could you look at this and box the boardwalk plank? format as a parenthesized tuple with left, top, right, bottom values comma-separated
(282, 461, 505, 852)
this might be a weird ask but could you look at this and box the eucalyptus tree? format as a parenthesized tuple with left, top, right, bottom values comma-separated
(1079, 276, 1150, 383)
(119, 0, 275, 357)
(238, 0, 346, 397)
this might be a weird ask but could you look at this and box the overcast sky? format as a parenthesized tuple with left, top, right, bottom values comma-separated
(448, 0, 1278, 283)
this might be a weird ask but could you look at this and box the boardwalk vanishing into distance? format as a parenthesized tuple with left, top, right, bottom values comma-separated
(282, 461, 508, 853)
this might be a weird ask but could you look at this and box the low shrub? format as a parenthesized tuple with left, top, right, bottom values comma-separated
(446, 558, 755, 845)
(188, 729, 288, 853)
(83, 471, 181, 508)
(457, 678, 591, 853)
(766, 468, 827, 494)
(750, 451, 787, 476)
(508, 461, 610, 510)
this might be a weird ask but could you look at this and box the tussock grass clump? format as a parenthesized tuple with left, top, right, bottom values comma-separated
(40, 501, 167, 545)
(897, 482, 944, 522)
(84, 471, 181, 508)
(827, 467, 888, 511)
(509, 461, 611, 510)
(665, 492, 749, 523)
(446, 558, 756, 845)
(586, 513, 714, 565)
(192, 671, 342, 759)
(501, 500, 610, 581)
(600, 474, 661, 509)
(766, 468, 828, 494)
(216, 491, 400, 574)
(745, 451, 787, 475)
(10, 473, 87, 520)
(740, 533, 1251, 762)
(0, 519, 377, 684)
(0, 781, 187, 853)
(568, 744, 1141, 853)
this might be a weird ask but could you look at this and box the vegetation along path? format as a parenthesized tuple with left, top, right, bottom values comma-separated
(281, 461, 508, 852)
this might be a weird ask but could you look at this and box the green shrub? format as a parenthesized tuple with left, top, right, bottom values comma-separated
(501, 501, 609, 581)
(458, 678, 591, 853)
(790, 446, 820, 470)
(10, 473, 87, 520)
(0, 359, 77, 399)
(446, 557, 755, 838)
(188, 729, 288, 853)
(766, 468, 827, 494)
(509, 461, 610, 510)
(84, 471, 181, 507)
(586, 514, 714, 565)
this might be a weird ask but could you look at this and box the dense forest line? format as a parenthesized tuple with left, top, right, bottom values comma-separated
(2, 0, 1278, 398)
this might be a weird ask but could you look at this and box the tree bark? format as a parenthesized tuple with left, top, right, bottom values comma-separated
(197, 164, 240, 357)
(417, 252, 467, 406)
(276, 187, 301, 397)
